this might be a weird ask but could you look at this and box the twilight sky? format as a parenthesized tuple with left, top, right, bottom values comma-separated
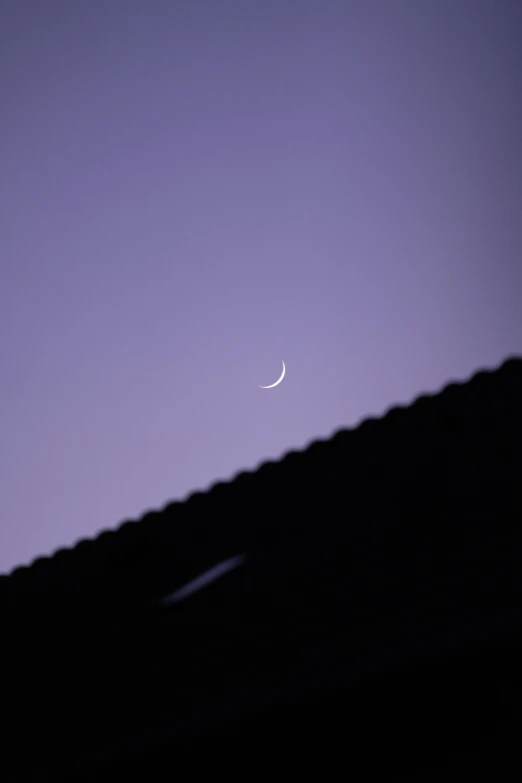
(1, 0, 521, 576)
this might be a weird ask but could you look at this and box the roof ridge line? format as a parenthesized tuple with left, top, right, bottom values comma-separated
(1, 353, 520, 583)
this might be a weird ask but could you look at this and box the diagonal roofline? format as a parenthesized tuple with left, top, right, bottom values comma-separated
(1, 353, 520, 605)
(2, 353, 522, 782)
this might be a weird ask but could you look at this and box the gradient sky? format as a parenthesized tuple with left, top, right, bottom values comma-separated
(1, 0, 521, 576)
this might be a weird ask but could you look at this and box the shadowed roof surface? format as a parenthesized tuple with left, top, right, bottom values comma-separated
(2, 355, 522, 781)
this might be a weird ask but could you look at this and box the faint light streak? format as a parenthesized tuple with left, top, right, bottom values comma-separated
(159, 553, 247, 607)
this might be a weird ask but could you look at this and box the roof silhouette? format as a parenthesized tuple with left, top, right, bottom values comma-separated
(2, 355, 522, 781)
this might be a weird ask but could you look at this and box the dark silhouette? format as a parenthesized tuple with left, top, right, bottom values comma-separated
(2, 355, 522, 781)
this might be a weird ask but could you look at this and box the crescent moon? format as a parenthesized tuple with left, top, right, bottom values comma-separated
(259, 360, 286, 389)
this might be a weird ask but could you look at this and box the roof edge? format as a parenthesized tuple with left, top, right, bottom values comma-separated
(1, 353, 520, 583)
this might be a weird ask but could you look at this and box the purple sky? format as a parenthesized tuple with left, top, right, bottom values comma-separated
(1, 1, 521, 576)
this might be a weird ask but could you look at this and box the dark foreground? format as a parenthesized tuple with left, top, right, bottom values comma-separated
(2, 356, 522, 781)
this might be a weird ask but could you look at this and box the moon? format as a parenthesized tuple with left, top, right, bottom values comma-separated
(259, 360, 286, 389)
